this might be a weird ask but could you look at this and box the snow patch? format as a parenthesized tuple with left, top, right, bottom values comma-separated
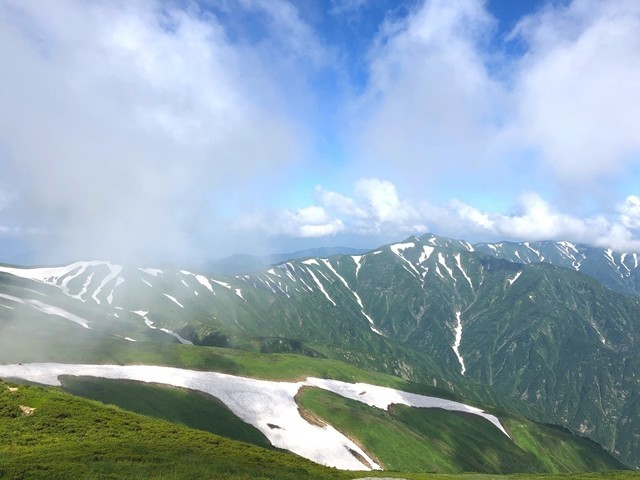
(139, 268, 163, 277)
(0, 364, 510, 469)
(351, 255, 363, 277)
(0, 294, 90, 328)
(163, 293, 184, 308)
(452, 312, 466, 376)
(321, 259, 381, 336)
(307, 269, 336, 306)
(437, 253, 455, 281)
(418, 246, 434, 264)
(453, 254, 472, 289)
(508, 271, 522, 285)
(91, 263, 123, 305)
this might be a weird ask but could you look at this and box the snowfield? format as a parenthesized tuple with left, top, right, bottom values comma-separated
(0, 363, 510, 470)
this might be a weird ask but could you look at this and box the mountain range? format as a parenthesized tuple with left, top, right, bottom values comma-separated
(0, 233, 638, 472)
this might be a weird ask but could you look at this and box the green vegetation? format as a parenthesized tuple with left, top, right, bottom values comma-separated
(297, 388, 626, 474)
(0, 380, 349, 480)
(59, 376, 271, 448)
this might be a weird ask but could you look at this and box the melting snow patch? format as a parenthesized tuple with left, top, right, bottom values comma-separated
(453, 254, 472, 288)
(452, 312, 466, 376)
(139, 268, 163, 277)
(302, 259, 319, 266)
(418, 246, 434, 264)
(437, 253, 455, 280)
(163, 293, 184, 308)
(159, 329, 193, 345)
(0, 364, 510, 469)
(508, 271, 522, 285)
(351, 255, 363, 277)
(307, 269, 336, 306)
(0, 294, 90, 329)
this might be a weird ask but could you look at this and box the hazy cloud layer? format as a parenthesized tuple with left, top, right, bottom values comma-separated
(0, 0, 312, 263)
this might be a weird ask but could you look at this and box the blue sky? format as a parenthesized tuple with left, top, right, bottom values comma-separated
(1, 0, 640, 265)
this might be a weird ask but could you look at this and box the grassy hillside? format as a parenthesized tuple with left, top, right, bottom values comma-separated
(0, 379, 349, 480)
(59, 376, 272, 448)
(297, 388, 626, 474)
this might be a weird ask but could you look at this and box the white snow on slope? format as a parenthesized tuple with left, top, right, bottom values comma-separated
(452, 311, 466, 376)
(91, 264, 123, 305)
(437, 253, 455, 281)
(159, 328, 193, 345)
(0, 363, 510, 469)
(390, 242, 420, 277)
(351, 255, 363, 277)
(139, 268, 163, 277)
(320, 260, 381, 336)
(107, 277, 125, 305)
(453, 254, 472, 289)
(72, 272, 95, 302)
(390, 242, 415, 256)
(305, 378, 507, 437)
(302, 259, 319, 266)
(306, 268, 336, 306)
(213, 280, 244, 299)
(0, 294, 90, 328)
(508, 271, 522, 285)
(130, 310, 192, 344)
(0, 364, 378, 470)
(524, 242, 541, 259)
(418, 245, 434, 264)
(0, 261, 119, 302)
(163, 293, 184, 308)
(181, 271, 214, 293)
(0, 262, 94, 285)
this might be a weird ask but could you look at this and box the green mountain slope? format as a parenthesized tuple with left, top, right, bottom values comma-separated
(298, 388, 625, 474)
(1, 233, 638, 468)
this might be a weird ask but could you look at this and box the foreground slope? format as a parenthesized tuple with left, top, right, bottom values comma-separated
(0, 379, 348, 480)
(0, 362, 625, 474)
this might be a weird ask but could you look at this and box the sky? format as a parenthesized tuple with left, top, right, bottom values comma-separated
(1, 0, 640, 266)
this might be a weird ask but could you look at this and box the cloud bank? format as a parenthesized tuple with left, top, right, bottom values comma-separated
(240, 179, 640, 252)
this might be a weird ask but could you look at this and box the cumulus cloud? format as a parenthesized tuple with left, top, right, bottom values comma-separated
(240, 179, 640, 251)
(349, 0, 640, 192)
(617, 195, 640, 229)
(0, 0, 316, 263)
(511, 0, 640, 182)
(350, 0, 504, 179)
(237, 178, 427, 238)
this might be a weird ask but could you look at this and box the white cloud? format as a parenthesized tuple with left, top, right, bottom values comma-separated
(239, 179, 640, 251)
(350, 0, 504, 178)
(347, 0, 640, 194)
(0, 0, 314, 263)
(617, 195, 640, 230)
(237, 178, 427, 238)
(511, 0, 640, 182)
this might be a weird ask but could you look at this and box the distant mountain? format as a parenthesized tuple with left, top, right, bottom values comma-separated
(0, 233, 638, 469)
(203, 246, 369, 275)
(476, 240, 640, 297)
